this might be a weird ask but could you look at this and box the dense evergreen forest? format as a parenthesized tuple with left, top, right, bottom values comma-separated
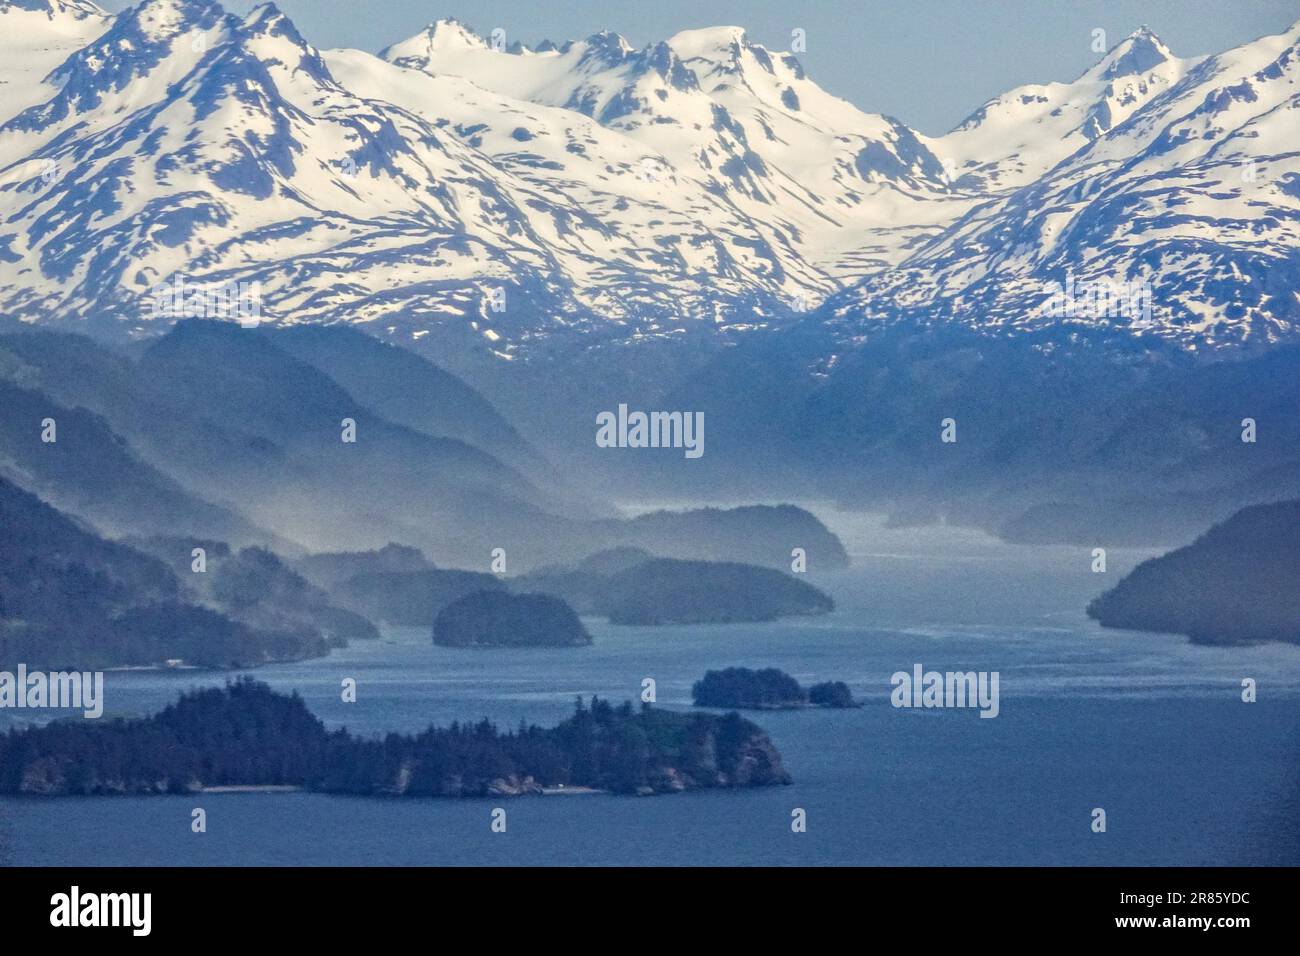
(0, 679, 791, 797)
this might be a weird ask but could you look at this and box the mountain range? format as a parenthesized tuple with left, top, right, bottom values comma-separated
(3, 0, 1295, 359)
(1, 0, 1298, 548)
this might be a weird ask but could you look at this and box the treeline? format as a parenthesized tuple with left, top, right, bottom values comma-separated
(0, 679, 791, 797)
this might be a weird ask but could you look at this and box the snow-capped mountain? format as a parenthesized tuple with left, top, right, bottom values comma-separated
(329, 37, 847, 334)
(0, 2, 977, 357)
(0, 0, 1296, 360)
(937, 27, 1197, 191)
(0, 0, 688, 356)
(828, 19, 1300, 352)
(378, 20, 964, 282)
(0, 0, 111, 125)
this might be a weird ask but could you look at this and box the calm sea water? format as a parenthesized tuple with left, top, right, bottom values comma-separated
(2, 511, 1298, 866)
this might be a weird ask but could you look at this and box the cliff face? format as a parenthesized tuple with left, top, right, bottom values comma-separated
(1087, 500, 1300, 645)
(702, 725, 791, 789)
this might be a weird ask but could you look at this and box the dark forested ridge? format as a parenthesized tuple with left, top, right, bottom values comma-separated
(1088, 499, 1300, 645)
(604, 559, 834, 625)
(515, 551, 835, 625)
(433, 591, 592, 647)
(0, 679, 791, 797)
(295, 543, 435, 589)
(264, 324, 547, 480)
(127, 536, 379, 645)
(0, 477, 328, 669)
(0, 376, 267, 545)
(0, 323, 852, 667)
(302, 544, 834, 631)
(616, 505, 851, 570)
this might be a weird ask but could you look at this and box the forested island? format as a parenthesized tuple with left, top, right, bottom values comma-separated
(0, 679, 790, 797)
(516, 551, 835, 625)
(1087, 499, 1300, 645)
(692, 668, 858, 710)
(433, 591, 592, 647)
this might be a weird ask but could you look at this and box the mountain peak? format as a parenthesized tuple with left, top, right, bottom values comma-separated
(0, 0, 105, 17)
(378, 18, 485, 67)
(422, 17, 486, 51)
(239, 2, 309, 47)
(1097, 25, 1172, 78)
(126, 0, 224, 41)
(669, 25, 749, 48)
(235, 1, 332, 83)
(578, 29, 633, 64)
(2, 0, 228, 133)
(668, 25, 755, 66)
(667, 25, 802, 86)
(242, 2, 285, 28)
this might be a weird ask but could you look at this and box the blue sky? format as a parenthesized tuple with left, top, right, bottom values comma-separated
(102, 0, 1300, 133)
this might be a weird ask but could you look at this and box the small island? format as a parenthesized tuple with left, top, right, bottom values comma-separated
(0, 679, 791, 797)
(433, 591, 593, 647)
(692, 668, 859, 710)
(808, 680, 856, 708)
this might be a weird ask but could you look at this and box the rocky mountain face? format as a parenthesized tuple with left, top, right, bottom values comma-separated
(829, 20, 1300, 354)
(6, 1, 1292, 363)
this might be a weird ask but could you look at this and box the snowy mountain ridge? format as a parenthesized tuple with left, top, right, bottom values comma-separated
(0, 0, 1296, 358)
